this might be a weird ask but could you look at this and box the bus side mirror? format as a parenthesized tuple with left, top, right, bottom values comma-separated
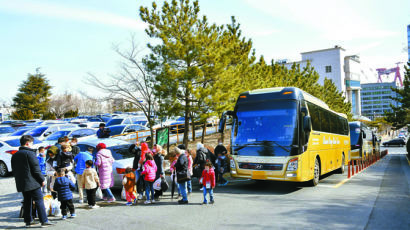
(303, 116, 311, 132)
(218, 111, 233, 133)
(362, 132, 366, 138)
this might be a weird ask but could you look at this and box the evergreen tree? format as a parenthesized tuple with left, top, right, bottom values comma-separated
(140, 0, 250, 145)
(385, 61, 410, 128)
(11, 109, 34, 120)
(12, 68, 52, 119)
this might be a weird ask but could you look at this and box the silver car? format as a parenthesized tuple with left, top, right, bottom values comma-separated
(76, 138, 134, 188)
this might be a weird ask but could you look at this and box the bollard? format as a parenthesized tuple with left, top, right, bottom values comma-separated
(348, 160, 351, 178)
(359, 159, 362, 171)
(356, 159, 359, 172)
(352, 160, 355, 176)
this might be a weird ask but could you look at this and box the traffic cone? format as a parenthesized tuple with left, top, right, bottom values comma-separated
(348, 160, 351, 179)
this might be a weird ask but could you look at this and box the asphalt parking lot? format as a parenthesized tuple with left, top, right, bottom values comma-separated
(0, 146, 408, 230)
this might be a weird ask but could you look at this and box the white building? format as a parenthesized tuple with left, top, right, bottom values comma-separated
(283, 46, 377, 116)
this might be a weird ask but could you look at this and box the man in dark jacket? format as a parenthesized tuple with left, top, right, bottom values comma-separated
(153, 144, 165, 200)
(11, 135, 54, 228)
(214, 139, 228, 184)
(96, 123, 110, 138)
(174, 147, 189, 204)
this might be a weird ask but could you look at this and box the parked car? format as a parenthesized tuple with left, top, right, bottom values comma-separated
(382, 138, 406, 147)
(78, 122, 102, 129)
(76, 138, 134, 188)
(24, 124, 79, 141)
(42, 128, 97, 146)
(0, 127, 34, 141)
(0, 126, 16, 137)
(107, 124, 151, 143)
(0, 138, 44, 177)
(105, 117, 133, 127)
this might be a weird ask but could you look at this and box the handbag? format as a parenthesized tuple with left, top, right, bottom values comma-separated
(193, 165, 202, 178)
(176, 170, 190, 183)
(161, 177, 169, 192)
(96, 187, 103, 200)
(153, 178, 162, 191)
(121, 187, 127, 200)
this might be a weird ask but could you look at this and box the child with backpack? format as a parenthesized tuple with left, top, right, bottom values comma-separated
(53, 168, 76, 220)
(141, 153, 157, 204)
(201, 161, 215, 204)
(123, 167, 137, 206)
(82, 160, 100, 209)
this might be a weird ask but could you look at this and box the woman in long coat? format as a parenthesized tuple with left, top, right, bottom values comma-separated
(95, 143, 115, 202)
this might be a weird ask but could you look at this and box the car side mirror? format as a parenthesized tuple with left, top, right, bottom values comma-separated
(303, 116, 311, 132)
(44, 132, 52, 137)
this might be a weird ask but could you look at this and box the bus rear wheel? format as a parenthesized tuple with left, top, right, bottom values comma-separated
(310, 158, 320, 186)
(337, 154, 345, 174)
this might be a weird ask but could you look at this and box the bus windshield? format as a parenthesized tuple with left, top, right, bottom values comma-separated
(233, 100, 298, 154)
(349, 125, 361, 146)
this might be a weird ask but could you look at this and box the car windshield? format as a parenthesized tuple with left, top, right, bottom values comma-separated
(5, 138, 42, 147)
(134, 120, 147, 126)
(106, 119, 123, 127)
(10, 129, 30, 136)
(46, 130, 72, 141)
(232, 100, 298, 156)
(0, 126, 15, 134)
(108, 144, 134, 160)
(26, 127, 48, 137)
(108, 126, 125, 136)
(349, 125, 361, 146)
(177, 117, 185, 121)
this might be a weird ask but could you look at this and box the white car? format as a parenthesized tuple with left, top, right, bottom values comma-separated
(24, 124, 79, 141)
(78, 122, 102, 129)
(42, 128, 97, 146)
(0, 127, 34, 141)
(0, 126, 16, 138)
(0, 138, 44, 177)
(107, 124, 151, 143)
(76, 138, 134, 188)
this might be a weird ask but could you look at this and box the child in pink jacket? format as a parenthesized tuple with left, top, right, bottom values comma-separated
(141, 153, 157, 204)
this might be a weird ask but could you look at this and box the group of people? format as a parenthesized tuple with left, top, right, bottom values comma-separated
(11, 133, 230, 227)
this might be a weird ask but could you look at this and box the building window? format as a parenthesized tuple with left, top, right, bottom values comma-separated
(325, 65, 332, 73)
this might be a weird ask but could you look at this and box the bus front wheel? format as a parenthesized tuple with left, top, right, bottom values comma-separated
(310, 158, 320, 186)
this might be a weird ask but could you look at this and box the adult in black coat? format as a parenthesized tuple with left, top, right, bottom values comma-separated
(153, 144, 165, 199)
(174, 147, 189, 204)
(129, 142, 145, 197)
(11, 135, 54, 227)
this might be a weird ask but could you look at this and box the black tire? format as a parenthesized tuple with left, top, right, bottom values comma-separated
(0, 161, 9, 177)
(337, 154, 345, 174)
(309, 158, 320, 186)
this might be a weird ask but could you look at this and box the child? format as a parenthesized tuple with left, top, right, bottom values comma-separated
(141, 153, 157, 204)
(123, 167, 137, 206)
(82, 160, 100, 209)
(58, 144, 74, 170)
(201, 161, 216, 204)
(74, 147, 94, 203)
(170, 155, 181, 198)
(53, 168, 76, 220)
(37, 146, 47, 193)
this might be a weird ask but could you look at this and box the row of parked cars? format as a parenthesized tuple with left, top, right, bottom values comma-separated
(0, 114, 154, 179)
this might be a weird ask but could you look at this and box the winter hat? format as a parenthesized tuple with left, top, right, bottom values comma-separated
(96, 143, 106, 151)
(196, 142, 204, 150)
(177, 144, 186, 150)
(47, 146, 58, 156)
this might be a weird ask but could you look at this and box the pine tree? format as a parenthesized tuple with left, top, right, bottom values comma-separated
(140, 0, 251, 145)
(12, 68, 52, 119)
(385, 61, 410, 128)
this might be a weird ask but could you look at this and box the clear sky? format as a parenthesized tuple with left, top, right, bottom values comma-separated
(0, 0, 409, 103)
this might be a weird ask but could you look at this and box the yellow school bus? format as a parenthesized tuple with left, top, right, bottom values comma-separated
(219, 87, 350, 186)
(349, 121, 374, 161)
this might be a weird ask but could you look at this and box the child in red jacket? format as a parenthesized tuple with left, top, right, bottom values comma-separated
(201, 161, 215, 204)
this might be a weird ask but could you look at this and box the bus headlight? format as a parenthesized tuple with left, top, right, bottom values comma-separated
(230, 159, 236, 169)
(287, 158, 298, 171)
(230, 159, 237, 174)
